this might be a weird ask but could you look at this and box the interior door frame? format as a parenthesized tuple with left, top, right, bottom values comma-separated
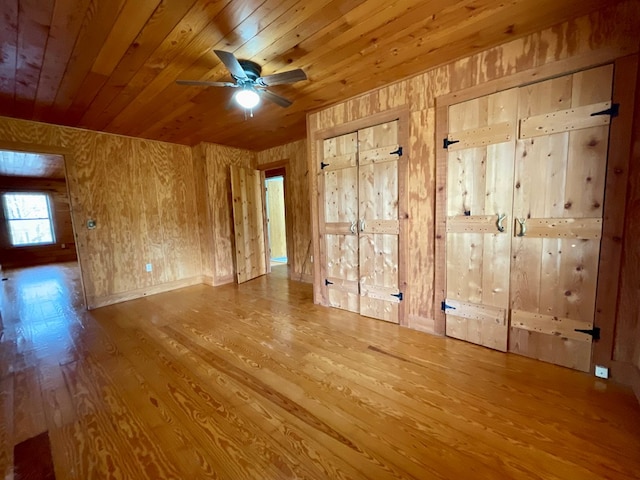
(308, 106, 410, 326)
(434, 53, 639, 380)
(0, 140, 90, 309)
(257, 159, 291, 275)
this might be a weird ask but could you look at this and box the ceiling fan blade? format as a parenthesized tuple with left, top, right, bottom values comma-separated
(214, 50, 248, 81)
(259, 89, 293, 108)
(258, 69, 307, 86)
(176, 79, 237, 88)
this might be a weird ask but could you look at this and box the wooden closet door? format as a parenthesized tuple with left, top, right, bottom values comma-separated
(230, 166, 267, 284)
(509, 65, 614, 371)
(357, 120, 402, 323)
(320, 132, 360, 312)
(444, 89, 518, 351)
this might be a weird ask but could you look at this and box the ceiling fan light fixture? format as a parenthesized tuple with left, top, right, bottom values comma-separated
(235, 88, 260, 109)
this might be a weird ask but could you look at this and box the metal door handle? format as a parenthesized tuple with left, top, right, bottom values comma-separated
(496, 213, 506, 232)
(359, 218, 366, 232)
(517, 218, 527, 237)
(350, 220, 357, 234)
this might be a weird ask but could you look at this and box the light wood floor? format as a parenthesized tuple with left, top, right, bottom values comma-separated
(1, 263, 639, 479)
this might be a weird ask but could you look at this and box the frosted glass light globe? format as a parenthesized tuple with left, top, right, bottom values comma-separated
(235, 89, 260, 109)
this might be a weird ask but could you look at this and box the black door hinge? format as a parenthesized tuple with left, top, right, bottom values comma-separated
(389, 146, 403, 157)
(590, 103, 619, 118)
(320, 161, 330, 169)
(325, 279, 334, 286)
(443, 138, 460, 149)
(441, 301, 456, 312)
(391, 292, 403, 301)
(574, 327, 600, 340)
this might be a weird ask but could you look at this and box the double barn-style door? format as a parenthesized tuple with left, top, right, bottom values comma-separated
(444, 65, 615, 372)
(319, 120, 404, 324)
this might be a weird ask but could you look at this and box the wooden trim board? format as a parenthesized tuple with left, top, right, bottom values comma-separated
(87, 275, 206, 309)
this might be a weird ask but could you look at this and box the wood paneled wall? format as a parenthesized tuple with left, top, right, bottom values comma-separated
(257, 140, 312, 282)
(193, 142, 255, 285)
(617, 57, 640, 399)
(0, 176, 77, 268)
(307, 1, 640, 388)
(0, 117, 202, 308)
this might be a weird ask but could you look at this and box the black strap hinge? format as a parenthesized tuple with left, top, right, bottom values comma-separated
(391, 292, 403, 301)
(441, 301, 456, 312)
(320, 161, 330, 170)
(574, 327, 600, 340)
(443, 138, 460, 149)
(389, 146, 403, 157)
(325, 279, 333, 286)
(590, 103, 619, 118)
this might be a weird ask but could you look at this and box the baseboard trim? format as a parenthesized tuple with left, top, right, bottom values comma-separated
(88, 275, 205, 309)
(212, 274, 235, 286)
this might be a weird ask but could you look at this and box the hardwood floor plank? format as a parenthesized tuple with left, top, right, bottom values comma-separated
(13, 367, 47, 445)
(97, 305, 355, 479)
(166, 312, 599, 479)
(1, 263, 639, 479)
(0, 375, 14, 480)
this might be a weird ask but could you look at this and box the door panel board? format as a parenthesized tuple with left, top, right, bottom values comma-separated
(509, 64, 613, 371)
(230, 166, 267, 284)
(445, 88, 518, 351)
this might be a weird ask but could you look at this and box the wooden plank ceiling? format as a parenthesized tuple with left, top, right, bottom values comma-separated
(0, 0, 614, 151)
(0, 150, 65, 179)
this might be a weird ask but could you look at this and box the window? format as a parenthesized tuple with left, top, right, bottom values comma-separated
(3, 193, 55, 246)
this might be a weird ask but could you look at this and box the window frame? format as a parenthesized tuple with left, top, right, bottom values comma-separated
(2, 191, 56, 247)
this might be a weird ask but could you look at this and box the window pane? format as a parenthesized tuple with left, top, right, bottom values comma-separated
(8, 219, 54, 245)
(4, 193, 50, 219)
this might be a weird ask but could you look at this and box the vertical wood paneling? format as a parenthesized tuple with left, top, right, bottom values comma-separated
(0, 116, 201, 308)
(256, 139, 312, 282)
(614, 56, 640, 384)
(197, 142, 255, 284)
(308, 3, 640, 344)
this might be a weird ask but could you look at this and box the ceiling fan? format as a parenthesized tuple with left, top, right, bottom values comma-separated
(177, 50, 307, 111)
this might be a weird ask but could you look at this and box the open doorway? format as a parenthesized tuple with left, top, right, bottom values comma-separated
(265, 172, 287, 267)
(0, 148, 86, 309)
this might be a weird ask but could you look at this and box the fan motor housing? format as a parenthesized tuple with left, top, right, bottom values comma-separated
(238, 60, 262, 81)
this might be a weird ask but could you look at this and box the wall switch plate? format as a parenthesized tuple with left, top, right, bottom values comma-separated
(594, 365, 609, 379)
(145, 263, 153, 272)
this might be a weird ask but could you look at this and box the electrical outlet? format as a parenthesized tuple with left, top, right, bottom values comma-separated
(145, 263, 153, 272)
(594, 365, 609, 379)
